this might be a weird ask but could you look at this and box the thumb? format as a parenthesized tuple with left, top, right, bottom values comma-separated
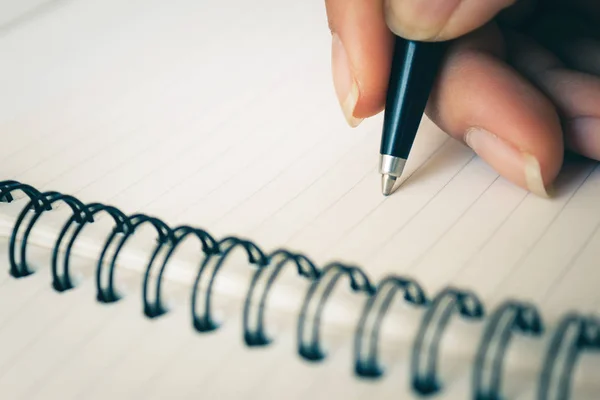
(385, 0, 516, 41)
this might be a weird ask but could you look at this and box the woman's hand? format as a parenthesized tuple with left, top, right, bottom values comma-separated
(325, 0, 600, 197)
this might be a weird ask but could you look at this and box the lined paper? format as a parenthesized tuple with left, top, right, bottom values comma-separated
(1, 0, 600, 398)
(1, 0, 599, 325)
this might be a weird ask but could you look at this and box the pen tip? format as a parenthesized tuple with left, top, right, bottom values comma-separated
(381, 174, 396, 196)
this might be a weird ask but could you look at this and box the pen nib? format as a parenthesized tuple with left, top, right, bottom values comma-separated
(381, 174, 396, 196)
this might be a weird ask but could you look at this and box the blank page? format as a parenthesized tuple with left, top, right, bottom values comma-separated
(1, 0, 600, 397)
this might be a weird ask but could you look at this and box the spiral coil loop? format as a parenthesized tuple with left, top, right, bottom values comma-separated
(410, 287, 485, 395)
(96, 213, 172, 303)
(297, 263, 375, 362)
(243, 249, 320, 347)
(52, 203, 132, 292)
(192, 236, 268, 332)
(144, 225, 218, 318)
(472, 300, 544, 400)
(538, 313, 600, 400)
(0, 181, 51, 212)
(9, 191, 93, 278)
(1, 179, 597, 397)
(354, 275, 429, 378)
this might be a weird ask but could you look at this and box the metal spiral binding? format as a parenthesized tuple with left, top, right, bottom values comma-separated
(538, 313, 600, 400)
(410, 287, 485, 395)
(52, 203, 132, 292)
(96, 213, 172, 303)
(296, 263, 375, 361)
(0, 180, 596, 398)
(353, 275, 429, 378)
(192, 236, 267, 332)
(472, 300, 544, 400)
(243, 250, 319, 346)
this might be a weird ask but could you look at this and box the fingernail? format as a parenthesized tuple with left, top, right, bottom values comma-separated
(384, 0, 458, 40)
(331, 33, 363, 128)
(465, 128, 550, 198)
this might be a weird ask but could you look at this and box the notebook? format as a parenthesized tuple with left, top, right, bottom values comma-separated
(0, 0, 599, 399)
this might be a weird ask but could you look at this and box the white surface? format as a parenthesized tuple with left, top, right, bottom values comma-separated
(0, 0, 599, 398)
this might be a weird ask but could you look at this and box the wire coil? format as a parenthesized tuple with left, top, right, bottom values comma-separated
(1, 179, 597, 399)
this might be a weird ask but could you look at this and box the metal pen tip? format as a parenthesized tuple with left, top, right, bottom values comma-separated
(381, 174, 396, 196)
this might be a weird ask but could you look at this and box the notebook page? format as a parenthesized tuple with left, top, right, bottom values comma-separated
(1, 0, 600, 395)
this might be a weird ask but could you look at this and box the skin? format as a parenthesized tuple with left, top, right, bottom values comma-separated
(325, 0, 600, 197)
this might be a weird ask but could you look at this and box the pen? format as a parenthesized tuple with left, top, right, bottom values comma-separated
(379, 35, 447, 195)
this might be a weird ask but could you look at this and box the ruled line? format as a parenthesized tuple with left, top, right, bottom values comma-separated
(360, 153, 476, 266)
(245, 131, 373, 238)
(538, 219, 600, 305)
(206, 132, 332, 230)
(313, 136, 451, 260)
(446, 192, 529, 282)
(486, 163, 598, 300)
(18, 294, 126, 394)
(404, 174, 500, 272)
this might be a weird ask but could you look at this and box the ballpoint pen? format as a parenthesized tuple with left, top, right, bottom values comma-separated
(379, 35, 447, 195)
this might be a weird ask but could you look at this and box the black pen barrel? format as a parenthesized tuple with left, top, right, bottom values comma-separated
(380, 37, 447, 159)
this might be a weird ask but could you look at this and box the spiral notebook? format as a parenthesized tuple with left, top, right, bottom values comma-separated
(1, 0, 599, 399)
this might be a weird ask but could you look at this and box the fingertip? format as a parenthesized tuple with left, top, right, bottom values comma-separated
(425, 31, 564, 196)
(331, 33, 363, 127)
(326, 0, 394, 126)
(463, 127, 560, 198)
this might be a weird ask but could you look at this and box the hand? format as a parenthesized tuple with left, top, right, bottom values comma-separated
(325, 0, 600, 197)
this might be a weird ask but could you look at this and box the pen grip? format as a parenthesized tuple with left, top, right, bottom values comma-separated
(380, 37, 447, 158)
